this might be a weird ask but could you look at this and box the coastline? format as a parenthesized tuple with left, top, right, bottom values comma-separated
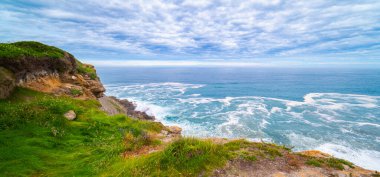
(98, 93, 378, 176)
(101, 80, 380, 172)
(1, 41, 378, 176)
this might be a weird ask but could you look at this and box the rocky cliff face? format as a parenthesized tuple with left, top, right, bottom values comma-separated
(0, 41, 105, 99)
(0, 67, 15, 99)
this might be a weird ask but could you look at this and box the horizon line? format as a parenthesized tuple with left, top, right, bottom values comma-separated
(84, 59, 380, 68)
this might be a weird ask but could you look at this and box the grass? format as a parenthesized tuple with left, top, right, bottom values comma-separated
(76, 61, 97, 80)
(305, 156, 354, 170)
(306, 158, 323, 167)
(0, 88, 234, 176)
(0, 87, 361, 176)
(0, 41, 66, 60)
(0, 88, 164, 176)
(105, 138, 229, 176)
(224, 139, 287, 161)
(69, 88, 82, 96)
(0, 41, 98, 80)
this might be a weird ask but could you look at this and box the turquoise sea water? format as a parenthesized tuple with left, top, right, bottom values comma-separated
(97, 67, 380, 170)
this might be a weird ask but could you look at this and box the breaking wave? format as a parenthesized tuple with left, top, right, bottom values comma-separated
(105, 82, 380, 171)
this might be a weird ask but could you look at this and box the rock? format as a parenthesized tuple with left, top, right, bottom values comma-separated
(98, 96, 126, 115)
(0, 42, 105, 99)
(64, 110, 76, 120)
(86, 80, 105, 98)
(160, 130, 169, 136)
(167, 126, 182, 134)
(102, 97, 156, 120)
(336, 173, 348, 177)
(0, 67, 15, 99)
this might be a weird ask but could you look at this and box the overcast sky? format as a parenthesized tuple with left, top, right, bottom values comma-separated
(1, 0, 380, 67)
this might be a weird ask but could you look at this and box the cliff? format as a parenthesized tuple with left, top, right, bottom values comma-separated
(0, 41, 378, 177)
(0, 41, 105, 99)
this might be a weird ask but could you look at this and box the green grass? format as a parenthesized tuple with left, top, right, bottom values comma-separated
(0, 87, 359, 176)
(0, 41, 66, 60)
(306, 158, 323, 167)
(0, 88, 235, 176)
(326, 157, 354, 170)
(69, 88, 82, 96)
(76, 61, 97, 79)
(305, 156, 354, 170)
(0, 88, 164, 176)
(224, 139, 286, 161)
(106, 138, 229, 176)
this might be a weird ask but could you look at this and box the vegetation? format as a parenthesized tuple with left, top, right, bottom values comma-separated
(305, 156, 354, 170)
(76, 61, 97, 79)
(0, 88, 299, 176)
(69, 88, 82, 96)
(107, 138, 229, 176)
(0, 41, 66, 60)
(224, 139, 288, 161)
(0, 41, 368, 176)
(0, 88, 164, 176)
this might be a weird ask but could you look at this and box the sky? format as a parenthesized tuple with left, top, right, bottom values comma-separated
(1, 0, 380, 67)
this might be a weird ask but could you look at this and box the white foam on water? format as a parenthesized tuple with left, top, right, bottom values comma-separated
(316, 143, 380, 171)
(105, 83, 380, 171)
(219, 112, 241, 135)
(128, 99, 170, 121)
(270, 107, 282, 114)
(356, 122, 380, 127)
(288, 132, 380, 171)
(259, 119, 270, 129)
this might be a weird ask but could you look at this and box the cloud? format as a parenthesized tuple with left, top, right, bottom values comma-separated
(0, 0, 379, 61)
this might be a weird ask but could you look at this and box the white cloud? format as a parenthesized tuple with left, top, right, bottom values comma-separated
(1, 0, 379, 59)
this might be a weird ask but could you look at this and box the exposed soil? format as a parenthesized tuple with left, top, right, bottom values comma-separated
(212, 150, 376, 177)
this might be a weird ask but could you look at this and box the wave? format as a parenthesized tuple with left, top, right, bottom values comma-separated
(316, 143, 380, 171)
(105, 82, 380, 171)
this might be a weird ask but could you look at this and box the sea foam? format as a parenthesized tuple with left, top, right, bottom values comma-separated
(105, 82, 380, 171)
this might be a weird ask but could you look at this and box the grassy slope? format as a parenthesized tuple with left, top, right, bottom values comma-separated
(0, 41, 360, 176)
(0, 88, 358, 176)
(0, 41, 97, 79)
(0, 41, 65, 60)
(0, 88, 163, 176)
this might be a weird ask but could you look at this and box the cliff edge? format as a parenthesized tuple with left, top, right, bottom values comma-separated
(0, 41, 105, 99)
(0, 41, 378, 177)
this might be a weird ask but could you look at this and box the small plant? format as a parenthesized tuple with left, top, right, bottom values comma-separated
(124, 131, 157, 151)
(306, 158, 323, 167)
(326, 157, 354, 170)
(76, 61, 97, 80)
(242, 154, 257, 161)
(305, 157, 354, 170)
(70, 88, 82, 96)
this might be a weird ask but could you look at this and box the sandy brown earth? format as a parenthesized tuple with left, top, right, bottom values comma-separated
(212, 150, 377, 177)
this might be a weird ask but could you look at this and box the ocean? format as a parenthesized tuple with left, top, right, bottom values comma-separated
(97, 67, 380, 171)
